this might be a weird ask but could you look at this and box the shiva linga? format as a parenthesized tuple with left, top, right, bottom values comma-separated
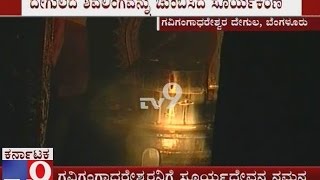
(126, 65, 219, 166)
(72, 20, 223, 166)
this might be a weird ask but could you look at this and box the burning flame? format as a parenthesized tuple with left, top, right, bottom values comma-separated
(157, 72, 200, 127)
(166, 83, 177, 124)
(162, 138, 178, 150)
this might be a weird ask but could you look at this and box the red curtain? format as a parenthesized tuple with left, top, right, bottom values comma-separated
(53, 19, 89, 97)
(52, 18, 66, 66)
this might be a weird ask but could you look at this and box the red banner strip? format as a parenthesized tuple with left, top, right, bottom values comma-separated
(302, 0, 320, 16)
(0, 0, 21, 16)
(159, 17, 320, 31)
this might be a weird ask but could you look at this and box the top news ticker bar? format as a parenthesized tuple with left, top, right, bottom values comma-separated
(0, 0, 320, 17)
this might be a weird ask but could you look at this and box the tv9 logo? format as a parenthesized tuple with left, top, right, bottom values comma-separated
(27, 160, 53, 180)
(2, 148, 53, 180)
(140, 82, 183, 110)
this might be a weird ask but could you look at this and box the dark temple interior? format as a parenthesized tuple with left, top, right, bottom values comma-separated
(1, 18, 320, 166)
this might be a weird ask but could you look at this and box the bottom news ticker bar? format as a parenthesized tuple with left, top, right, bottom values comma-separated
(157, 17, 320, 31)
(2, 166, 320, 179)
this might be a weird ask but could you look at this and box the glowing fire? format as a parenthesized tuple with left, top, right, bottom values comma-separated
(155, 72, 204, 128)
(165, 82, 178, 125)
(161, 138, 178, 150)
(157, 77, 198, 127)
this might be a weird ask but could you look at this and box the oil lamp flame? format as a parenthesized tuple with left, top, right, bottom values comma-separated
(162, 138, 178, 150)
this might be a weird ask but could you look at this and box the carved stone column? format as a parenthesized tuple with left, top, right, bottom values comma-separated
(37, 18, 55, 147)
(38, 18, 64, 147)
(208, 32, 224, 101)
